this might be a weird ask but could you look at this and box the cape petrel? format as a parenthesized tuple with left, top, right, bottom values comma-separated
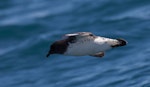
(46, 32, 127, 58)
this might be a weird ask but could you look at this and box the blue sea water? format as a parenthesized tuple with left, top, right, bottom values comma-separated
(0, 0, 150, 87)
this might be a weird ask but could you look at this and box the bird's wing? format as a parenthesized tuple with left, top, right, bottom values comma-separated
(63, 32, 94, 43)
(65, 33, 79, 37)
(65, 32, 92, 37)
(62, 33, 79, 43)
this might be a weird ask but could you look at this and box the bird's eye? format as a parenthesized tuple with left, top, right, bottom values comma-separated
(89, 34, 94, 36)
(68, 36, 76, 43)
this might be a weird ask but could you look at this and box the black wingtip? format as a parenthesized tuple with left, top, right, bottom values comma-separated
(111, 38, 127, 47)
(117, 38, 127, 46)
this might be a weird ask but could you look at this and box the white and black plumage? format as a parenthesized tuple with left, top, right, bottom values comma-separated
(46, 32, 127, 58)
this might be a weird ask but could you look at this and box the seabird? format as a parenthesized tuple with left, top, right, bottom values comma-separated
(46, 32, 127, 58)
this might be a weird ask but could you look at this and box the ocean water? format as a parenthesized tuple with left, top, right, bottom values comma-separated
(0, 0, 150, 87)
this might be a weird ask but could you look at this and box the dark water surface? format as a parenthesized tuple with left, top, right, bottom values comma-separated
(0, 0, 150, 87)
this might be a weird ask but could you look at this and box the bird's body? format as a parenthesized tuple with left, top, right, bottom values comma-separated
(64, 37, 114, 56)
(46, 32, 127, 58)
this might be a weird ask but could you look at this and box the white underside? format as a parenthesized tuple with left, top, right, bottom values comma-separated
(64, 37, 118, 56)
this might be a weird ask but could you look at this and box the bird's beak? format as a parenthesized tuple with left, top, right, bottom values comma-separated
(46, 51, 52, 58)
(46, 53, 50, 58)
(46, 50, 55, 58)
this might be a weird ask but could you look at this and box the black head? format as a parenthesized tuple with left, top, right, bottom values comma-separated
(46, 39, 71, 57)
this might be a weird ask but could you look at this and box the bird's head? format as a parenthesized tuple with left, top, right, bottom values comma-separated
(46, 40, 68, 57)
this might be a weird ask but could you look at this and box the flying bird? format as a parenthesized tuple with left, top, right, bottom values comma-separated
(46, 32, 127, 58)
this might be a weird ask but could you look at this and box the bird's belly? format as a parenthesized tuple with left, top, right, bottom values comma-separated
(64, 42, 110, 56)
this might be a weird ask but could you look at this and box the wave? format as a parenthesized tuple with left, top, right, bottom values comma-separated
(104, 5, 150, 21)
(0, 1, 74, 26)
(0, 38, 33, 56)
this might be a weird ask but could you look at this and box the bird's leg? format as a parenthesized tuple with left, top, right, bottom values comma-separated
(90, 52, 104, 58)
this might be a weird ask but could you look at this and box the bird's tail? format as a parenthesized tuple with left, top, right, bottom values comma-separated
(111, 38, 127, 47)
